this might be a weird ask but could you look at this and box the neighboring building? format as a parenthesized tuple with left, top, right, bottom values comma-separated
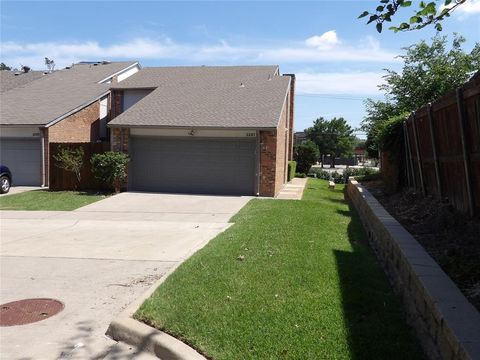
(0, 61, 139, 186)
(294, 131, 307, 145)
(108, 66, 295, 197)
(0, 70, 45, 93)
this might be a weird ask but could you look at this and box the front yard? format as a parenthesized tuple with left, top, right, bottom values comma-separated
(0, 190, 107, 211)
(135, 179, 423, 359)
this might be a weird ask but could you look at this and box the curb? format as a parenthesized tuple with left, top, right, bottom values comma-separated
(105, 227, 229, 359)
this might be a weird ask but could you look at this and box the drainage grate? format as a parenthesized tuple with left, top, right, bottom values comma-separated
(0, 298, 64, 326)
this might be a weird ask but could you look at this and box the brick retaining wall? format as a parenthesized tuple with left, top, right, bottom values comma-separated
(346, 179, 480, 360)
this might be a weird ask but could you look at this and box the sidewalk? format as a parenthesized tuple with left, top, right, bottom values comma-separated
(276, 177, 308, 200)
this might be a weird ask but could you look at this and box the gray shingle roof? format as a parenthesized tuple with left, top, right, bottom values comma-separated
(0, 71, 45, 93)
(109, 66, 291, 129)
(0, 62, 137, 126)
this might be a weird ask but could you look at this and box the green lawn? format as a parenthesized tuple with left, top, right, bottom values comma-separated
(135, 179, 423, 359)
(0, 190, 107, 211)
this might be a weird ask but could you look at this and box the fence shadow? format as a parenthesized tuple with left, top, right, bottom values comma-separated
(333, 200, 425, 359)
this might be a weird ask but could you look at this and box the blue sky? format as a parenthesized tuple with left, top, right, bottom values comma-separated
(1, 1, 479, 135)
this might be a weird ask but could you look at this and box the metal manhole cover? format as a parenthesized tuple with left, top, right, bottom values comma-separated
(0, 298, 64, 326)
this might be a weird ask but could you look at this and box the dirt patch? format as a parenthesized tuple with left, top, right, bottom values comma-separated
(362, 179, 480, 311)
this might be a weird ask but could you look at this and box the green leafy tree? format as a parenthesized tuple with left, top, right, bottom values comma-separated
(91, 152, 129, 193)
(359, 0, 466, 33)
(305, 117, 355, 168)
(53, 146, 84, 189)
(293, 141, 319, 174)
(0, 63, 11, 70)
(362, 34, 479, 158)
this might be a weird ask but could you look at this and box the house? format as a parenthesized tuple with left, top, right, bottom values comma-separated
(108, 66, 295, 197)
(0, 69, 45, 93)
(0, 61, 139, 186)
(294, 131, 307, 145)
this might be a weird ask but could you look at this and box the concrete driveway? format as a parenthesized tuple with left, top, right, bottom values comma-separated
(0, 192, 251, 360)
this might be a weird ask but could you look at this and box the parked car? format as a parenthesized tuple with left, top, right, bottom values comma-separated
(0, 165, 12, 194)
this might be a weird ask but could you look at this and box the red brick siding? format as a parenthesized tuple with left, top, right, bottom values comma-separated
(111, 127, 129, 153)
(258, 81, 293, 197)
(275, 96, 288, 193)
(111, 90, 124, 119)
(285, 75, 295, 161)
(48, 101, 100, 143)
(259, 130, 277, 196)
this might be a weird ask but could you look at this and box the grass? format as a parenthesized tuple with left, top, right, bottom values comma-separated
(0, 189, 108, 211)
(135, 179, 423, 359)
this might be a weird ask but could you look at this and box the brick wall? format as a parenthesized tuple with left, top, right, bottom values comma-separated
(41, 128, 48, 186)
(48, 101, 100, 143)
(259, 130, 277, 196)
(258, 79, 293, 197)
(111, 127, 130, 153)
(284, 74, 295, 161)
(111, 90, 124, 119)
(346, 179, 480, 360)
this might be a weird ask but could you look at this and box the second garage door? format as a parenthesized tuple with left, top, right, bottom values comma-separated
(129, 137, 256, 195)
(0, 138, 42, 186)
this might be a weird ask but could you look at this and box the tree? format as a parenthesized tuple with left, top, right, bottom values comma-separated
(0, 63, 11, 71)
(293, 141, 319, 174)
(359, 0, 467, 33)
(305, 117, 355, 168)
(362, 34, 479, 158)
(53, 146, 84, 190)
(91, 152, 130, 193)
(45, 57, 55, 72)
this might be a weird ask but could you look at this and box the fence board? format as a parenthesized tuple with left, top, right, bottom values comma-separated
(404, 72, 480, 215)
(49, 142, 110, 191)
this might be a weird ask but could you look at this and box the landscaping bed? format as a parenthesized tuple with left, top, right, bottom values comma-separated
(362, 179, 480, 312)
(134, 179, 423, 359)
(0, 189, 108, 211)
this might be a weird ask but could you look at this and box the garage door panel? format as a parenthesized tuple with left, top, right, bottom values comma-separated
(0, 138, 42, 186)
(130, 137, 255, 195)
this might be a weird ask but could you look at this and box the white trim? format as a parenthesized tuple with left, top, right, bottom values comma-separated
(130, 128, 257, 138)
(97, 62, 140, 84)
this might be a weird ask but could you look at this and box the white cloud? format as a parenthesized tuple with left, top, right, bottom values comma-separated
(0, 33, 398, 70)
(440, 0, 480, 19)
(305, 30, 340, 50)
(296, 71, 384, 95)
(457, 0, 480, 14)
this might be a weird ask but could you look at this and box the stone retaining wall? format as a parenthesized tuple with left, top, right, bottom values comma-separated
(346, 179, 480, 360)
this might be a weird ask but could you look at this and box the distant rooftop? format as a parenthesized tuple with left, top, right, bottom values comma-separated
(0, 70, 45, 93)
(1, 61, 138, 126)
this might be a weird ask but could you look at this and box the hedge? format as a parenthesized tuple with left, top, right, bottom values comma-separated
(287, 161, 297, 181)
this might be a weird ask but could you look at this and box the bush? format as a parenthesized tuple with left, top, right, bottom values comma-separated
(294, 141, 319, 174)
(295, 173, 306, 178)
(308, 166, 380, 184)
(91, 151, 129, 193)
(287, 161, 297, 181)
(53, 146, 84, 190)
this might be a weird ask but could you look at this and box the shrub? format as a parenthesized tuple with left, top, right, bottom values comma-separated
(287, 161, 297, 181)
(91, 151, 129, 193)
(295, 173, 306, 178)
(53, 146, 84, 190)
(294, 141, 319, 174)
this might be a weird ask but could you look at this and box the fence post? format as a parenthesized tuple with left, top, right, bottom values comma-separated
(456, 88, 475, 216)
(412, 112, 426, 195)
(403, 122, 411, 187)
(428, 103, 442, 199)
(404, 119, 416, 189)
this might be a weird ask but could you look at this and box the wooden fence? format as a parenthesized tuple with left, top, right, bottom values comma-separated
(49, 142, 111, 191)
(404, 72, 480, 216)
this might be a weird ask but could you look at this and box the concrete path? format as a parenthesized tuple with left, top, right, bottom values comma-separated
(0, 192, 251, 360)
(276, 177, 308, 200)
(0, 186, 43, 196)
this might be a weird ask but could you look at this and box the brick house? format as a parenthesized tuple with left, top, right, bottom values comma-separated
(108, 66, 295, 197)
(0, 61, 139, 186)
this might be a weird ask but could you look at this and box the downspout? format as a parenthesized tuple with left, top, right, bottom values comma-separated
(256, 130, 261, 196)
(40, 128, 46, 187)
